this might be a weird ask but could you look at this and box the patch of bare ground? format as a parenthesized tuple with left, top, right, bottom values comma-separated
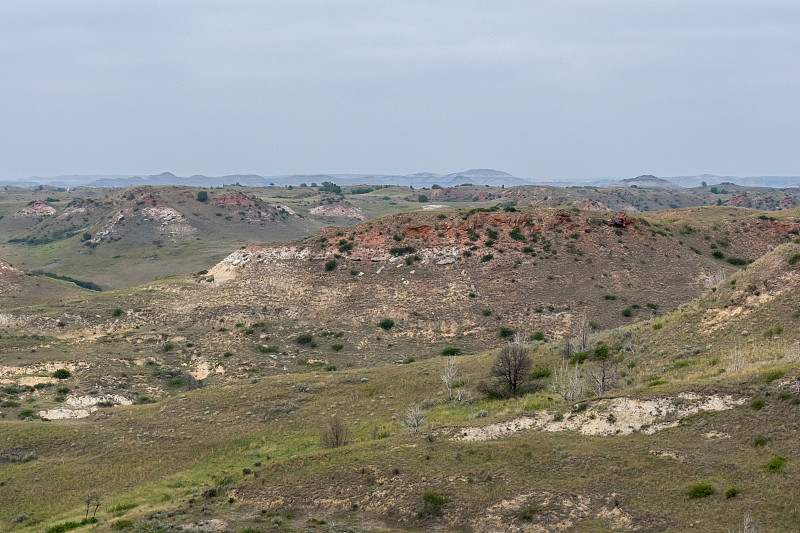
(449, 393, 745, 441)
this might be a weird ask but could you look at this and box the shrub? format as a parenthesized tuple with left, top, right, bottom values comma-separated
(499, 326, 514, 338)
(553, 412, 564, 421)
(789, 253, 800, 266)
(751, 398, 765, 410)
(296, 334, 313, 344)
(389, 245, 415, 256)
(531, 366, 551, 379)
(687, 483, 714, 499)
(331, 344, 343, 351)
(481, 253, 494, 262)
(421, 491, 448, 516)
(531, 331, 545, 341)
(324, 260, 337, 271)
(727, 257, 747, 265)
(765, 370, 785, 384)
(712, 250, 725, 259)
(111, 520, 133, 530)
(441, 347, 461, 356)
(621, 308, 632, 317)
(604, 294, 616, 300)
(112, 307, 123, 317)
(196, 190, 208, 202)
(570, 352, 589, 365)
(652, 323, 663, 330)
(509, 227, 525, 241)
(259, 346, 278, 353)
(320, 417, 350, 448)
(53, 369, 71, 379)
(482, 309, 492, 316)
(725, 487, 740, 499)
(378, 318, 394, 331)
(766, 455, 786, 473)
(516, 503, 540, 521)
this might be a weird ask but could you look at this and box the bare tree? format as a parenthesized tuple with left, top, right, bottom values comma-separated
(399, 403, 426, 433)
(320, 416, 351, 448)
(729, 347, 745, 373)
(491, 344, 532, 397)
(84, 492, 101, 521)
(727, 512, 761, 533)
(585, 343, 618, 395)
(574, 311, 591, 353)
(440, 357, 458, 401)
(551, 362, 585, 402)
(561, 332, 574, 359)
(704, 267, 727, 289)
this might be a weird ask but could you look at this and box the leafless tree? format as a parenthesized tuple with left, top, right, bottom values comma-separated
(574, 311, 591, 353)
(704, 267, 727, 289)
(320, 416, 351, 448)
(441, 357, 458, 401)
(551, 362, 585, 402)
(84, 492, 101, 520)
(399, 403, 426, 433)
(727, 512, 761, 533)
(561, 332, 574, 359)
(729, 347, 745, 373)
(491, 344, 532, 397)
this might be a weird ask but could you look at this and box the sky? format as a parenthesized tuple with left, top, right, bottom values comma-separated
(1, 1, 800, 180)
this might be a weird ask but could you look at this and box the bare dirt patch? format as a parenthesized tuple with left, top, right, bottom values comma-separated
(449, 393, 745, 441)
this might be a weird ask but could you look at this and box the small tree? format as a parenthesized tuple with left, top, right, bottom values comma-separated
(84, 492, 101, 520)
(320, 417, 350, 448)
(441, 357, 458, 401)
(491, 344, 532, 397)
(196, 190, 208, 202)
(400, 403, 426, 433)
(585, 343, 618, 395)
(574, 311, 591, 353)
(551, 361, 585, 402)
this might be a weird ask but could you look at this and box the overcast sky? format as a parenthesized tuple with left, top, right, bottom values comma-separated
(2, 1, 799, 180)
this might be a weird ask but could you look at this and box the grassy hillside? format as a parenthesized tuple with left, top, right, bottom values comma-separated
(1, 204, 799, 532)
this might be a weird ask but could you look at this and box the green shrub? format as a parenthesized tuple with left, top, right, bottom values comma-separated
(441, 347, 461, 356)
(259, 346, 279, 353)
(516, 503, 540, 521)
(421, 491, 448, 516)
(789, 253, 800, 266)
(509, 227, 525, 241)
(531, 367, 551, 379)
(604, 294, 616, 300)
(53, 369, 71, 379)
(712, 250, 725, 259)
(765, 370, 785, 383)
(331, 344, 343, 351)
(324, 260, 337, 271)
(112, 307, 123, 317)
(296, 334, 313, 344)
(687, 483, 714, 499)
(482, 309, 492, 316)
(766, 455, 786, 473)
(751, 398, 765, 410)
(481, 253, 494, 262)
(621, 308, 632, 317)
(725, 487, 739, 499)
(18, 409, 35, 418)
(727, 257, 747, 265)
(499, 326, 514, 338)
(389, 246, 415, 256)
(652, 323, 663, 330)
(570, 352, 588, 365)
(531, 331, 545, 341)
(378, 318, 394, 331)
(196, 190, 208, 202)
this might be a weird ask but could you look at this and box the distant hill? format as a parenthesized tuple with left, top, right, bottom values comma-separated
(617, 175, 682, 189)
(2, 169, 532, 189)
